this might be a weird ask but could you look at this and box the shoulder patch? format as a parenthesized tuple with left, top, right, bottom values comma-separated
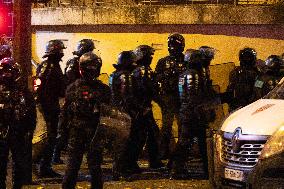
(254, 80, 264, 88)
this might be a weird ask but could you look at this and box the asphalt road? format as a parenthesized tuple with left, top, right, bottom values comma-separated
(12, 155, 210, 189)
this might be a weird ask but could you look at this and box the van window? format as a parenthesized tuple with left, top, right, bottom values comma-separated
(264, 81, 284, 99)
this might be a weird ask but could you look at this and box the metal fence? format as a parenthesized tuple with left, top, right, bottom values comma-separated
(32, 0, 283, 7)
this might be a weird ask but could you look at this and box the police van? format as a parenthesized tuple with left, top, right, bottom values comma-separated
(211, 79, 284, 188)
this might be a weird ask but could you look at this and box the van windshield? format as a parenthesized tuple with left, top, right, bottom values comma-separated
(264, 80, 284, 99)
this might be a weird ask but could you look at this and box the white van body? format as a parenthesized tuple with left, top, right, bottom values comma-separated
(221, 99, 283, 135)
(213, 81, 284, 188)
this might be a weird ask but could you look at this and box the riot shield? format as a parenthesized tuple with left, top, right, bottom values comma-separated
(209, 62, 235, 119)
(209, 62, 235, 93)
(32, 105, 47, 162)
(91, 104, 132, 161)
(207, 62, 235, 187)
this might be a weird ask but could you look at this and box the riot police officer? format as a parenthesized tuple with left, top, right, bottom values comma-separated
(36, 40, 66, 177)
(109, 51, 139, 178)
(128, 45, 164, 170)
(225, 47, 259, 112)
(64, 39, 95, 85)
(53, 39, 95, 164)
(199, 46, 215, 85)
(154, 33, 185, 159)
(62, 52, 110, 189)
(109, 51, 137, 109)
(171, 49, 214, 179)
(0, 44, 12, 60)
(253, 55, 284, 100)
(0, 58, 36, 189)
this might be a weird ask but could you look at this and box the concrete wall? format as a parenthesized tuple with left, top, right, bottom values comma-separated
(32, 5, 283, 25)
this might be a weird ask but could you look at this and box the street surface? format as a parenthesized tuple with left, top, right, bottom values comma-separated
(6, 154, 210, 189)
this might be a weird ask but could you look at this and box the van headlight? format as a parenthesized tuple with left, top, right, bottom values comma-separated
(260, 126, 284, 159)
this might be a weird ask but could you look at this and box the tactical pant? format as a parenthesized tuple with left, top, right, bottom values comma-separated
(171, 118, 208, 177)
(39, 104, 60, 171)
(53, 111, 69, 161)
(0, 130, 33, 189)
(159, 95, 181, 158)
(62, 127, 103, 189)
(142, 111, 162, 167)
(124, 110, 161, 170)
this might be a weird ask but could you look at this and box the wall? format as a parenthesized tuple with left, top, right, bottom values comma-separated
(31, 5, 283, 25)
(32, 31, 284, 91)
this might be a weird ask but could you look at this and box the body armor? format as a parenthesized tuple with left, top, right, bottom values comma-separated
(36, 60, 65, 104)
(64, 57, 80, 85)
(226, 66, 258, 111)
(155, 55, 185, 95)
(109, 70, 133, 110)
(132, 65, 154, 111)
(253, 74, 283, 100)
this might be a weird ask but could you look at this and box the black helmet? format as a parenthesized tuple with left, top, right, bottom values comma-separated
(184, 49, 196, 63)
(79, 52, 102, 81)
(265, 55, 283, 74)
(0, 57, 20, 86)
(199, 46, 215, 68)
(113, 51, 136, 70)
(133, 45, 155, 65)
(42, 40, 66, 58)
(199, 46, 215, 60)
(73, 39, 95, 57)
(65, 58, 80, 83)
(167, 33, 185, 56)
(239, 47, 257, 67)
(184, 49, 202, 70)
(0, 45, 12, 60)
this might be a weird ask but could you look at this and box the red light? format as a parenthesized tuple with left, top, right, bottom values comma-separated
(0, 6, 12, 36)
(33, 78, 41, 91)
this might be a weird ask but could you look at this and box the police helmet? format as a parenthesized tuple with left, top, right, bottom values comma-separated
(184, 49, 202, 70)
(167, 33, 185, 55)
(265, 55, 283, 73)
(239, 47, 257, 67)
(0, 45, 12, 60)
(184, 49, 196, 63)
(0, 57, 21, 85)
(199, 46, 215, 60)
(133, 45, 155, 65)
(42, 40, 66, 58)
(79, 52, 102, 81)
(113, 51, 136, 70)
(73, 39, 95, 57)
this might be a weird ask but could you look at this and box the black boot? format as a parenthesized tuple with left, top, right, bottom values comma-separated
(52, 150, 64, 164)
(39, 166, 61, 178)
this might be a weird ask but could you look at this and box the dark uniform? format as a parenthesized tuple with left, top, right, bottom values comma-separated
(62, 52, 110, 189)
(171, 50, 215, 179)
(109, 51, 139, 177)
(36, 40, 66, 177)
(225, 48, 259, 112)
(130, 45, 164, 169)
(53, 39, 95, 164)
(253, 55, 284, 100)
(109, 51, 136, 110)
(0, 58, 36, 189)
(154, 33, 186, 159)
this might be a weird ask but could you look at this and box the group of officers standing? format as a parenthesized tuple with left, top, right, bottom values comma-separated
(0, 33, 283, 189)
